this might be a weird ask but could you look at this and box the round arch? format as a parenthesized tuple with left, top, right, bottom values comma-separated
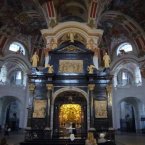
(100, 11, 145, 52)
(117, 97, 144, 132)
(0, 96, 24, 129)
(50, 87, 90, 136)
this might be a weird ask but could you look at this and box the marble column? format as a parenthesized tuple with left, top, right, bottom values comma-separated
(88, 84, 95, 130)
(27, 83, 35, 128)
(46, 84, 53, 128)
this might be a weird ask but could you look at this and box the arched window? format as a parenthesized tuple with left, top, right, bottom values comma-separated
(117, 42, 133, 56)
(117, 70, 133, 87)
(0, 65, 7, 84)
(10, 70, 24, 86)
(9, 42, 25, 55)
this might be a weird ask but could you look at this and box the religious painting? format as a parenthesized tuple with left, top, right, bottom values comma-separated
(94, 100, 107, 118)
(33, 99, 47, 118)
(59, 60, 83, 73)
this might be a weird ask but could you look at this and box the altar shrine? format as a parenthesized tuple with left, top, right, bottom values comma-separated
(21, 22, 114, 145)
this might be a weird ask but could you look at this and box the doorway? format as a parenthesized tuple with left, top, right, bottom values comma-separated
(120, 98, 137, 132)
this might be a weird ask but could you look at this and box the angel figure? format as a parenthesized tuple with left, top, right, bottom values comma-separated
(47, 64, 54, 73)
(88, 65, 95, 74)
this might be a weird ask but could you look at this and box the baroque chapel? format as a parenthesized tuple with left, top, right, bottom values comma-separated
(0, 0, 145, 145)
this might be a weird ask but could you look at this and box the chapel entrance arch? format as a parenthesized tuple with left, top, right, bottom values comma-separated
(52, 90, 87, 138)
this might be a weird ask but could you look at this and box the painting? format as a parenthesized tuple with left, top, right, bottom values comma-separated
(94, 100, 107, 118)
(59, 60, 83, 73)
(33, 99, 47, 118)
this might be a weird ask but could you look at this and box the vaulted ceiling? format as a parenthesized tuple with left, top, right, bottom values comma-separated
(0, 0, 145, 56)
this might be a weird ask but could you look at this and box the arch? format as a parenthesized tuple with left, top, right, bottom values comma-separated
(110, 55, 139, 71)
(0, 96, 24, 129)
(111, 59, 142, 88)
(52, 87, 88, 103)
(1, 54, 31, 70)
(117, 97, 143, 132)
(100, 11, 145, 52)
(50, 87, 90, 135)
(41, 21, 103, 48)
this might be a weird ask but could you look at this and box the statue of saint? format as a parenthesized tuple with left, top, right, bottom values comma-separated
(47, 64, 54, 73)
(103, 52, 111, 68)
(88, 65, 95, 74)
(31, 51, 39, 67)
(44, 47, 51, 68)
(93, 47, 100, 70)
(68, 32, 75, 43)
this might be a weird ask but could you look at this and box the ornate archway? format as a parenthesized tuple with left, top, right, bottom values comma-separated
(52, 89, 88, 138)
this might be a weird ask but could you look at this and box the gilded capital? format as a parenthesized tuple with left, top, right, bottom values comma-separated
(47, 84, 53, 90)
(88, 84, 95, 91)
(29, 84, 35, 91)
(106, 85, 112, 93)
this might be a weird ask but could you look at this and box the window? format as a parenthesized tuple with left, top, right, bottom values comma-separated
(117, 43, 133, 56)
(9, 42, 25, 55)
(0, 65, 7, 83)
(117, 70, 133, 87)
(10, 70, 23, 86)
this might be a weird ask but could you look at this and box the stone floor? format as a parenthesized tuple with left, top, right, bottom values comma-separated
(0, 131, 145, 145)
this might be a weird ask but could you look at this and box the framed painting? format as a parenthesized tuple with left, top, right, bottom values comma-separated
(94, 100, 107, 118)
(33, 99, 47, 118)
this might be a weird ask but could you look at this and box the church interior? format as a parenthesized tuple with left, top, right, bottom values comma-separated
(0, 0, 145, 145)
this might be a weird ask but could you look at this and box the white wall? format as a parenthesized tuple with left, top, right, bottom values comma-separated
(112, 78, 145, 131)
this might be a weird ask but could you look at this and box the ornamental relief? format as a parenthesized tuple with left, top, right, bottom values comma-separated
(59, 60, 83, 73)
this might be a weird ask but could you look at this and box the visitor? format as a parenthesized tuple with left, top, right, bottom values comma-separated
(4, 124, 10, 137)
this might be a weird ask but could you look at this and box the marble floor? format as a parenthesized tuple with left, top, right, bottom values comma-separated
(0, 131, 145, 145)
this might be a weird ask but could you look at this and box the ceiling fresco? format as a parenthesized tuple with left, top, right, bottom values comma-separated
(110, 0, 145, 29)
(0, 0, 145, 55)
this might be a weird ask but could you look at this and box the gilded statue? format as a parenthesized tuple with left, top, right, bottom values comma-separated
(31, 51, 39, 67)
(88, 65, 95, 74)
(103, 52, 111, 68)
(47, 64, 54, 73)
(85, 132, 97, 145)
(68, 31, 75, 43)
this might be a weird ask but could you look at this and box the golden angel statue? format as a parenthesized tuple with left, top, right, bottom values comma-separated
(88, 65, 95, 74)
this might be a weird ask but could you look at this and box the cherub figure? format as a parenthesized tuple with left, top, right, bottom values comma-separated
(88, 65, 95, 74)
(47, 64, 54, 73)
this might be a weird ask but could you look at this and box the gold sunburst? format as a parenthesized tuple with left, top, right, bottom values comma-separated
(59, 104, 82, 124)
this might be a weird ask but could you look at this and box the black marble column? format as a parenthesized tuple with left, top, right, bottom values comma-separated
(46, 84, 53, 128)
(27, 83, 35, 128)
(88, 84, 95, 130)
